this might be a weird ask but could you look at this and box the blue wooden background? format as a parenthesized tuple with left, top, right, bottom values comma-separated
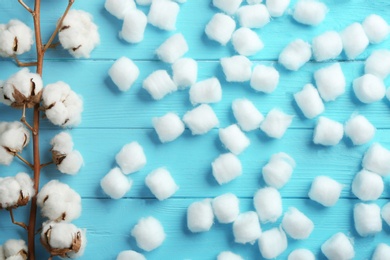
(1, 0, 390, 259)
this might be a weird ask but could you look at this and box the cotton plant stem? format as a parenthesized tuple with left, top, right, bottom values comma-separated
(15, 153, 34, 169)
(13, 55, 38, 67)
(9, 208, 28, 230)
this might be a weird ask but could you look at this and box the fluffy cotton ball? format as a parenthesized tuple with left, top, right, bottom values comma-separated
(213, 0, 242, 15)
(41, 221, 79, 250)
(153, 112, 185, 143)
(15, 172, 35, 201)
(219, 124, 250, 155)
(189, 77, 222, 105)
(253, 187, 282, 223)
(260, 109, 294, 139)
(120, 9, 148, 43)
(108, 57, 139, 92)
(288, 249, 315, 260)
(282, 207, 314, 239)
(314, 63, 346, 102)
(143, 70, 177, 100)
(266, 0, 290, 17)
(2, 239, 27, 259)
(100, 167, 132, 199)
(183, 104, 219, 135)
(187, 199, 214, 232)
(308, 176, 343, 207)
(344, 114, 375, 145)
(0, 146, 13, 166)
(145, 168, 178, 200)
(0, 177, 22, 209)
(382, 202, 390, 226)
(362, 14, 389, 44)
(147, 0, 180, 31)
(115, 142, 147, 174)
(233, 211, 262, 244)
(156, 33, 189, 64)
(340, 23, 369, 59)
(212, 193, 240, 224)
(57, 150, 84, 175)
(64, 228, 87, 259)
(205, 13, 236, 45)
(217, 251, 243, 260)
(250, 65, 279, 93)
(212, 153, 242, 185)
(258, 227, 288, 259)
(294, 84, 324, 119)
(231, 27, 264, 56)
(50, 132, 73, 154)
(172, 58, 198, 88)
(352, 169, 384, 201)
(0, 121, 30, 155)
(362, 143, 390, 177)
(321, 233, 355, 260)
(131, 216, 166, 251)
(236, 4, 270, 28)
(365, 50, 390, 79)
(372, 244, 390, 260)
(313, 117, 343, 146)
(262, 152, 295, 189)
(278, 39, 311, 71)
(104, 0, 136, 19)
(293, 0, 328, 26)
(312, 31, 343, 61)
(117, 250, 146, 260)
(354, 203, 382, 237)
(220, 55, 252, 82)
(232, 99, 264, 131)
(0, 20, 34, 57)
(353, 74, 386, 104)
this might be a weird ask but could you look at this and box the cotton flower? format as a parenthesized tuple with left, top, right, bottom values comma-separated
(0, 19, 34, 57)
(2, 239, 28, 259)
(0, 121, 30, 165)
(0, 173, 34, 209)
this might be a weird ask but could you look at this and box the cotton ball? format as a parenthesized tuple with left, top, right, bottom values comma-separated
(278, 39, 311, 71)
(3, 239, 27, 258)
(57, 150, 83, 175)
(258, 227, 288, 259)
(143, 70, 177, 100)
(260, 108, 294, 139)
(372, 243, 390, 260)
(340, 23, 369, 59)
(152, 112, 185, 143)
(314, 63, 346, 102)
(172, 58, 198, 88)
(362, 14, 389, 44)
(288, 249, 315, 260)
(120, 9, 147, 43)
(354, 203, 382, 237)
(219, 124, 250, 155)
(250, 65, 279, 93)
(382, 202, 390, 226)
(115, 141, 147, 174)
(221, 55, 252, 82)
(117, 250, 146, 260)
(41, 221, 79, 250)
(0, 20, 34, 57)
(231, 27, 264, 56)
(364, 50, 390, 79)
(353, 74, 385, 104)
(352, 169, 383, 201)
(312, 31, 343, 61)
(100, 168, 132, 199)
(262, 152, 295, 189)
(308, 176, 343, 207)
(0, 177, 21, 209)
(213, 0, 242, 15)
(183, 104, 219, 135)
(187, 199, 214, 232)
(15, 172, 35, 200)
(50, 132, 74, 154)
(0, 146, 13, 166)
(147, 0, 180, 31)
(266, 0, 290, 17)
(232, 99, 264, 131)
(362, 143, 390, 177)
(189, 77, 222, 105)
(217, 251, 243, 260)
(212, 193, 240, 223)
(294, 84, 324, 119)
(156, 33, 188, 64)
(321, 233, 355, 260)
(253, 187, 282, 223)
(212, 153, 242, 185)
(108, 57, 139, 92)
(131, 216, 165, 251)
(145, 168, 178, 200)
(282, 207, 314, 239)
(293, 0, 328, 26)
(344, 114, 375, 145)
(313, 117, 343, 146)
(233, 211, 262, 244)
(236, 4, 270, 28)
(104, 0, 136, 19)
(205, 13, 236, 45)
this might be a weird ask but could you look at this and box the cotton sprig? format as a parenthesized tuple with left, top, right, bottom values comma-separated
(0, 121, 30, 166)
(0, 239, 28, 260)
(0, 172, 34, 210)
(0, 19, 34, 57)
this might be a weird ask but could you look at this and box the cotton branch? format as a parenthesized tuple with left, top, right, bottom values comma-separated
(9, 208, 28, 230)
(18, 0, 34, 14)
(13, 54, 38, 67)
(21, 104, 37, 135)
(15, 153, 34, 169)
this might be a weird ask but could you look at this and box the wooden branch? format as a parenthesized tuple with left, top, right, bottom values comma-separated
(21, 105, 37, 135)
(18, 0, 34, 14)
(13, 55, 38, 67)
(40, 161, 53, 168)
(15, 153, 34, 169)
(9, 208, 28, 230)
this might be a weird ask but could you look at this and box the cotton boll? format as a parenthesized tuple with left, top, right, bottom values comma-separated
(212, 153, 242, 185)
(115, 142, 147, 174)
(232, 99, 263, 131)
(187, 199, 214, 232)
(2, 239, 27, 259)
(354, 203, 382, 237)
(221, 55, 252, 82)
(205, 13, 236, 45)
(120, 9, 147, 43)
(15, 172, 35, 200)
(57, 150, 84, 175)
(314, 63, 345, 102)
(233, 211, 262, 244)
(65, 228, 87, 258)
(365, 50, 390, 79)
(152, 112, 185, 142)
(0, 177, 21, 209)
(145, 168, 178, 200)
(41, 221, 78, 249)
(321, 233, 355, 260)
(288, 249, 315, 260)
(183, 104, 219, 135)
(293, 0, 328, 26)
(117, 250, 146, 260)
(101, 168, 132, 199)
(109, 57, 139, 92)
(189, 77, 222, 105)
(219, 124, 250, 155)
(147, 0, 180, 31)
(362, 14, 389, 44)
(362, 143, 390, 177)
(313, 117, 343, 146)
(382, 202, 390, 226)
(258, 227, 288, 259)
(344, 114, 375, 145)
(266, 0, 290, 17)
(0, 20, 33, 57)
(253, 187, 282, 223)
(0, 121, 30, 153)
(353, 74, 386, 104)
(143, 70, 177, 100)
(262, 152, 295, 189)
(172, 58, 198, 88)
(236, 5, 270, 28)
(372, 243, 390, 260)
(260, 109, 293, 139)
(212, 193, 240, 223)
(213, 0, 242, 15)
(352, 169, 383, 201)
(312, 31, 343, 61)
(282, 207, 314, 239)
(250, 65, 279, 93)
(232, 27, 264, 56)
(217, 251, 243, 260)
(156, 33, 188, 64)
(340, 23, 369, 60)
(50, 132, 74, 154)
(294, 84, 324, 119)
(308, 176, 343, 207)
(42, 80, 71, 107)
(131, 216, 165, 251)
(105, 0, 136, 19)
(278, 39, 311, 71)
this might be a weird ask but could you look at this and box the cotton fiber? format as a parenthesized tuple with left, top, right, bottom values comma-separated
(117, 250, 146, 260)
(2, 239, 27, 259)
(236, 4, 270, 28)
(143, 70, 177, 100)
(189, 77, 222, 105)
(372, 244, 390, 260)
(172, 58, 198, 88)
(232, 27, 264, 56)
(221, 55, 252, 82)
(260, 109, 294, 139)
(120, 9, 147, 43)
(219, 124, 250, 155)
(344, 114, 375, 145)
(104, 0, 136, 19)
(131, 216, 166, 251)
(205, 13, 236, 45)
(382, 202, 390, 226)
(152, 112, 185, 142)
(354, 203, 382, 237)
(313, 117, 343, 146)
(108, 57, 139, 92)
(266, 0, 291, 17)
(212, 193, 240, 223)
(145, 168, 178, 200)
(213, 0, 242, 15)
(353, 74, 385, 103)
(362, 143, 390, 177)
(156, 33, 188, 64)
(232, 99, 264, 131)
(0, 121, 30, 162)
(352, 169, 383, 201)
(365, 50, 390, 79)
(147, 0, 180, 31)
(250, 65, 279, 93)
(212, 153, 242, 184)
(262, 152, 295, 189)
(340, 23, 369, 59)
(312, 31, 343, 61)
(308, 176, 343, 207)
(217, 251, 243, 260)
(100, 168, 132, 199)
(187, 199, 214, 232)
(278, 39, 311, 71)
(293, 0, 328, 26)
(233, 211, 262, 244)
(183, 104, 219, 135)
(321, 233, 355, 260)
(282, 207, 314, 239)
(288, 249, 315, 260)
(57, 150, 83, 175)
(254, 187, 282, 223)
(294, 84, 324, 119)
(115, 141, 147, 174)
(258, 227, 288, 259)
(314, 63, 345, 102)
(362, 14, 389, 44)
(0, 19, 33, 58)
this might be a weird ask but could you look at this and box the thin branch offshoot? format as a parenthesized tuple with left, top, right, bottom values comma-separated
(15, 153, 34, 169)
(9, 208, 28, 230)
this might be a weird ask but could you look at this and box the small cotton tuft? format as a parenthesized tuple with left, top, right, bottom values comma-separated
(120, 9, 148, 43)
(213, 0, 242, 15)
(117, 250, 146, 260)
(145, 168, 178, 200)
(156, 33, 189, 64)
(353, 74, 386, 104)
(219, 124, 250, 155)
(212, 193, 240, 224)
(372, 244, 390, 260)
(321, 233, 355, 260)
(131, 216, 166, 251)
(143, 70, 177, 100)
(278, 39, 311, 71)
(115, 142, 147, 174)
(354, 203, 382, 237)
(344, 114, 375, 145)
(3, 239, 27, 259)
(313, 117, 343, 146)
(340, 23, 369, 60)
(217, 251, 243, 260)
(232, 27, 264, 56)
(172, 58, 198, 88)
(205, 13, 236, 45)
(266, 0, 290, 17)
(236, 4, 270, 28)
(0, 20, 34, 57)
(104, 0, 136, 19)
(294, 84, 324, 119)
(308, 176, 343, 207)
(183, 104, 219, 135)
(282, 207, 314, 239)
(101, 167, 132, 199)
(288, 249, 315, 260)
(108, 57, 139, 92)
(314, 63, 346, 102)
(189, 77, 222, 105)
(220, 55, 252, 82)
(260, 109, 294, 139)
(212, 153, 242, 185)
(293, 0, 328, 26)
(250, 65, 279, 93)
(187, 199, 214, 232)
(362, 143, 390, 177)
(262, 152, 295, 189)
(312, 31, 343, 61)
(57, 150, 84, 175)
(362, 14, 389, 44)
(352, 169, 384, 201)
(233, 211, 262, 244)
(258, 227, 288, 259)
(254, 187, 282, 223)
(232, 99, 264, 131)
(147, 0, 180, 31)
(365, 50, 390, 80)
(153, 112, 185, 143)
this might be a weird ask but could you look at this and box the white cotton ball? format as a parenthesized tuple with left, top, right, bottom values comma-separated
(145, 168, 178, 200)
(362, 14, 389, 44)
(236, 4, 270, 28)
(258, 227, 288, 259)
(288, 249, 315, 260)
(262, 152, 295, 189)
(365, 50, 390, 79)
(294, 84, 324, 119)
(131, 216, 166, 251)
(0, 121, 30, 153)
(282, 207, 314, 239)
(109, 57, 139, 92)
(0, 177, 21, 209)
(212, 153, 242, 185)
(279, 39, 311, 71)
(187, 199, 214, 232)
(0, 20, 33, 57)
(293, 0, 328, 26)
(212, 193, 240, 223)
(232, 99, 263, 131)
(147, 0, 180, 31)
(117, 250, 146, 260)
(382, 202, 390, 227)
(156, 33, 188, 64)
(344, 114, 375, 145)
(152, 112, 185, 143)
(352, 169, 384, 201)
(65, 227, 87, 259)
(217, 251, 243, 260)
(172, 58, 198, 88)
(308, 176, 343, 207)
(143, 70, 177, 100)
(312, 31, 343, 61)
(231, 27, 264, 56)
(50, 132, 74, 154)
(314, 63, 346, 102)
(136, 0, 152, 5)
(340, 23, 369, 60)
(213, 0, 242, 15)
(219, 124, 250, 155)
(183, 104, 219, 135)
(189, 77, 222, 105)
(321, 233, 355, 260)
(254, 187, 282, 223)
(221, 55, 252, 82)
(250, 64, 279, 93)
(266, 0, 290, 17)
(42, 221, 78, 249)
(115, 142, 147, 174)
(354, 203, 382, 237)
(15, 172, 35, 199)
(105, 0, 136, 19)
(120, 9, 148, 43)
(3, 239, 27, 258)
(0, 146, 13, 166)
(353, 74, 386, 104)
(205, 13, 236, 45)
(372, 243, 390, 260)
(57, 150, 83, 175)
(362, 143, 390, 177)
(233, 211, 262, 244)
(313, 117, 343, 146)
(260, 108, 293, 139)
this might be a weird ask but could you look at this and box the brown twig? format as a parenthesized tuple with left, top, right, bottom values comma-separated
(21, 104, 37, 135)
(13, 55, 38, 67)
(40, 161, 53, 168)
(15, 153, 34, 169)
(18, 0, 34, 14)
(9, 208, 28, 230)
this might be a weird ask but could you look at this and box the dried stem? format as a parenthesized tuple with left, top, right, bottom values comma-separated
(40, 161, 53, 168)
(13, 55, 38, 67)
(9, 208, 28, 230)
(18, 0, 34, 14)
(15, 153, 34, 169)
(21, 104, 37, 135)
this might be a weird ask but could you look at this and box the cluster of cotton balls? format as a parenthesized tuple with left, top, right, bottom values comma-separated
(0, 239, 28, 260)
(0, 121, 30, 166)
(0, 19, 33, 57)
(0, 172, 34, 209)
